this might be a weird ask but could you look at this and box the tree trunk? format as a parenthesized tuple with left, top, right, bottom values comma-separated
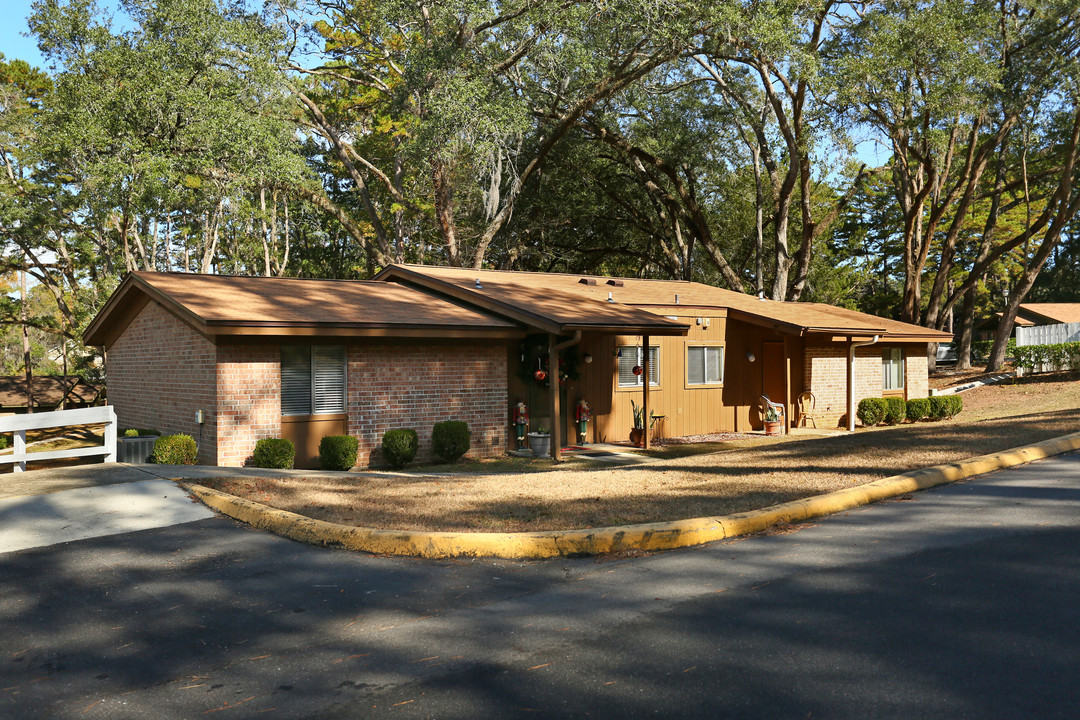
(432, 159, 460, 266)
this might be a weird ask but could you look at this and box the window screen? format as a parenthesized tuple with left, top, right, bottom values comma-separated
(281, 346, 313, 415)
(282, 345, 345, 415)
(687, 346, 724, 385)
(617, 346, 659, 387)
(882, 347, 905, 390)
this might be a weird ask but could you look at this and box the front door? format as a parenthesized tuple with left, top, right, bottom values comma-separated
(761, 341, 786, 426)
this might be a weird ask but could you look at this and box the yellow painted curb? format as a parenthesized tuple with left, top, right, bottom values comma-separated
(181, 430, 1080, 560)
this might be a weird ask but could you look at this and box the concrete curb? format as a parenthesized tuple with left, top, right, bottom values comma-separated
(181, 431, 1080, 560)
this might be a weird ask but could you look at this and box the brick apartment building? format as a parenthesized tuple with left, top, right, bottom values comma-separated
(84, 268, 949, 468)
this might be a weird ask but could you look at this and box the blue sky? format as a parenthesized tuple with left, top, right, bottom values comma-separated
(2, 0, 47, 68)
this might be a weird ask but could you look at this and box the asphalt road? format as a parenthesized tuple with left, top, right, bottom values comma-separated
(1, 453, 1078, 719)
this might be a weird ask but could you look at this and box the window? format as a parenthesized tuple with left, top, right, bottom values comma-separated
(617, 345, 659, 387)
(687, 345, 724, 385)
(882, 347, 904, 391)
(282, 345, 346, 416)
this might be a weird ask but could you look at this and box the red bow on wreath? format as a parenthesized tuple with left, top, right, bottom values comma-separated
(632, 365, 643, 376)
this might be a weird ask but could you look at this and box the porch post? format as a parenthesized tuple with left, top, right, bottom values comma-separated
(642, 333, 650, 450)
(549, 333, 562, 461)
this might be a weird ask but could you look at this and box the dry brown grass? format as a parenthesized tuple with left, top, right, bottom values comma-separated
(201, 372, 1080, 533)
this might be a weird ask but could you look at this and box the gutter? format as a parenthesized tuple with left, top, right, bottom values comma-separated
(848, 335, 880, 432)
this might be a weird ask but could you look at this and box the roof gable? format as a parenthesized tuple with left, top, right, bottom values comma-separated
(84, 272, 524, 347)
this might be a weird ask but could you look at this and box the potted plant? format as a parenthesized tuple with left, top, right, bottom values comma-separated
(630, 400, 646, 447)
(629, 400, 665, 447)
(527, 426, 551, 457)
(763, 402, 784, 436)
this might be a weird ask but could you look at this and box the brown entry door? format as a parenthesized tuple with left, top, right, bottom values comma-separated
(761, 341, 786, 425)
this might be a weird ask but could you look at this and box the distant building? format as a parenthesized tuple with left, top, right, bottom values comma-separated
(975, 303, 1080, 341)
(0, 375, 105, 415)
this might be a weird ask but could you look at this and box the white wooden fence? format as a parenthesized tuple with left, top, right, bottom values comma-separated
(0, 405, 116, 472)
(1016, 321, 1080, 346)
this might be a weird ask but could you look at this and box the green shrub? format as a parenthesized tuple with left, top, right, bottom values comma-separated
(381, 429, 419, 469)
(319, 435, 358, 471)
(905, 398, 930, 422)
(1014, 340, 1080, 373)
(0, 434, 9, 450)
(251, 438, 295, 469)
(882, 397, 906, 425)
(928, 395, 950, 420)
(121, 428, 160, 437)
(947, 394, 963, 418)
(152, 434, 198, 465)
(432, 420, 471, 462)
(856, 398, 886, 427)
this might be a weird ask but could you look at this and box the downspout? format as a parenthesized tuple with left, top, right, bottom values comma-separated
(549, 330, 582, 461)
(848, 335, 880, 432)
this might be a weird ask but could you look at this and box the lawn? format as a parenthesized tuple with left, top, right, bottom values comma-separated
(199, 371, 1080, 533)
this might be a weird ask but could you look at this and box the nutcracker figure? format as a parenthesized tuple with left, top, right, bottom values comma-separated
(575, 399, 591, 444)
(513, 401, 529, 449)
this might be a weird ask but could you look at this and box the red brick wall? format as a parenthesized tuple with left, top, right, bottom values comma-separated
(346, 344, 507, 466)
(215, 345, 281, 466)
(106, 301, 218, 464)
(109, 307, 507, 468)
(804, 342, 932, 427)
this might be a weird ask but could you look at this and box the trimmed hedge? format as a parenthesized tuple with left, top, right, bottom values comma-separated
(381, 428, 418, 469)
(928, 395, 950, 420)
(882, 397, 906, 425)
(121, 428, 160, 437)
(906, 397, 930, 422)
(432, 420, 470, 462)
(152, 434, 198, 465)
(857, 398, 886, 427)
(1014, 341, 1080, 373)
(319, 435, 358, 471)
(251, 438, 295, 469)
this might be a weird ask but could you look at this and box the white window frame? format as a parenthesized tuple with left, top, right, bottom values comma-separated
(281, 345, 346, 417)
(617, 345, 659, 388)
(686, 344, 724, 386)
(882, 347, 905, 392)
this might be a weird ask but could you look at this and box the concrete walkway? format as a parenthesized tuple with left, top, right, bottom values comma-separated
(0, 477, 214, 554)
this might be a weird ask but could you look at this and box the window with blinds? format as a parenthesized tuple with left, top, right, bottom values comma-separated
(281, 345, 346, 416)
(882, 347, 905, 391)
(687, 345, 724, 385)
(617, 346, 659, 387)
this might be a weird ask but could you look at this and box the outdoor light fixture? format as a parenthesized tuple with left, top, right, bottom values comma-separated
(746, 351, 756, 363)
(584, 353, 594, 364)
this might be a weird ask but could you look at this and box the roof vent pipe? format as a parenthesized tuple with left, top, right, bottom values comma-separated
(675, 294, 680, 304)
(475, 278, 482, 288)
(607, 292, 614, 303)
(758, 291, 766, 301)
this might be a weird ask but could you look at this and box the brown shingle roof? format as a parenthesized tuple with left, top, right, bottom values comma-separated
(378, 265, 950, 341)
(1018, 303, 1080, 325)
(84, 272, 524, 346)
(376, 266, 690, 335)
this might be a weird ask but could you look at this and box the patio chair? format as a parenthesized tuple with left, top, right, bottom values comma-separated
(796, 391, 818, 428)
